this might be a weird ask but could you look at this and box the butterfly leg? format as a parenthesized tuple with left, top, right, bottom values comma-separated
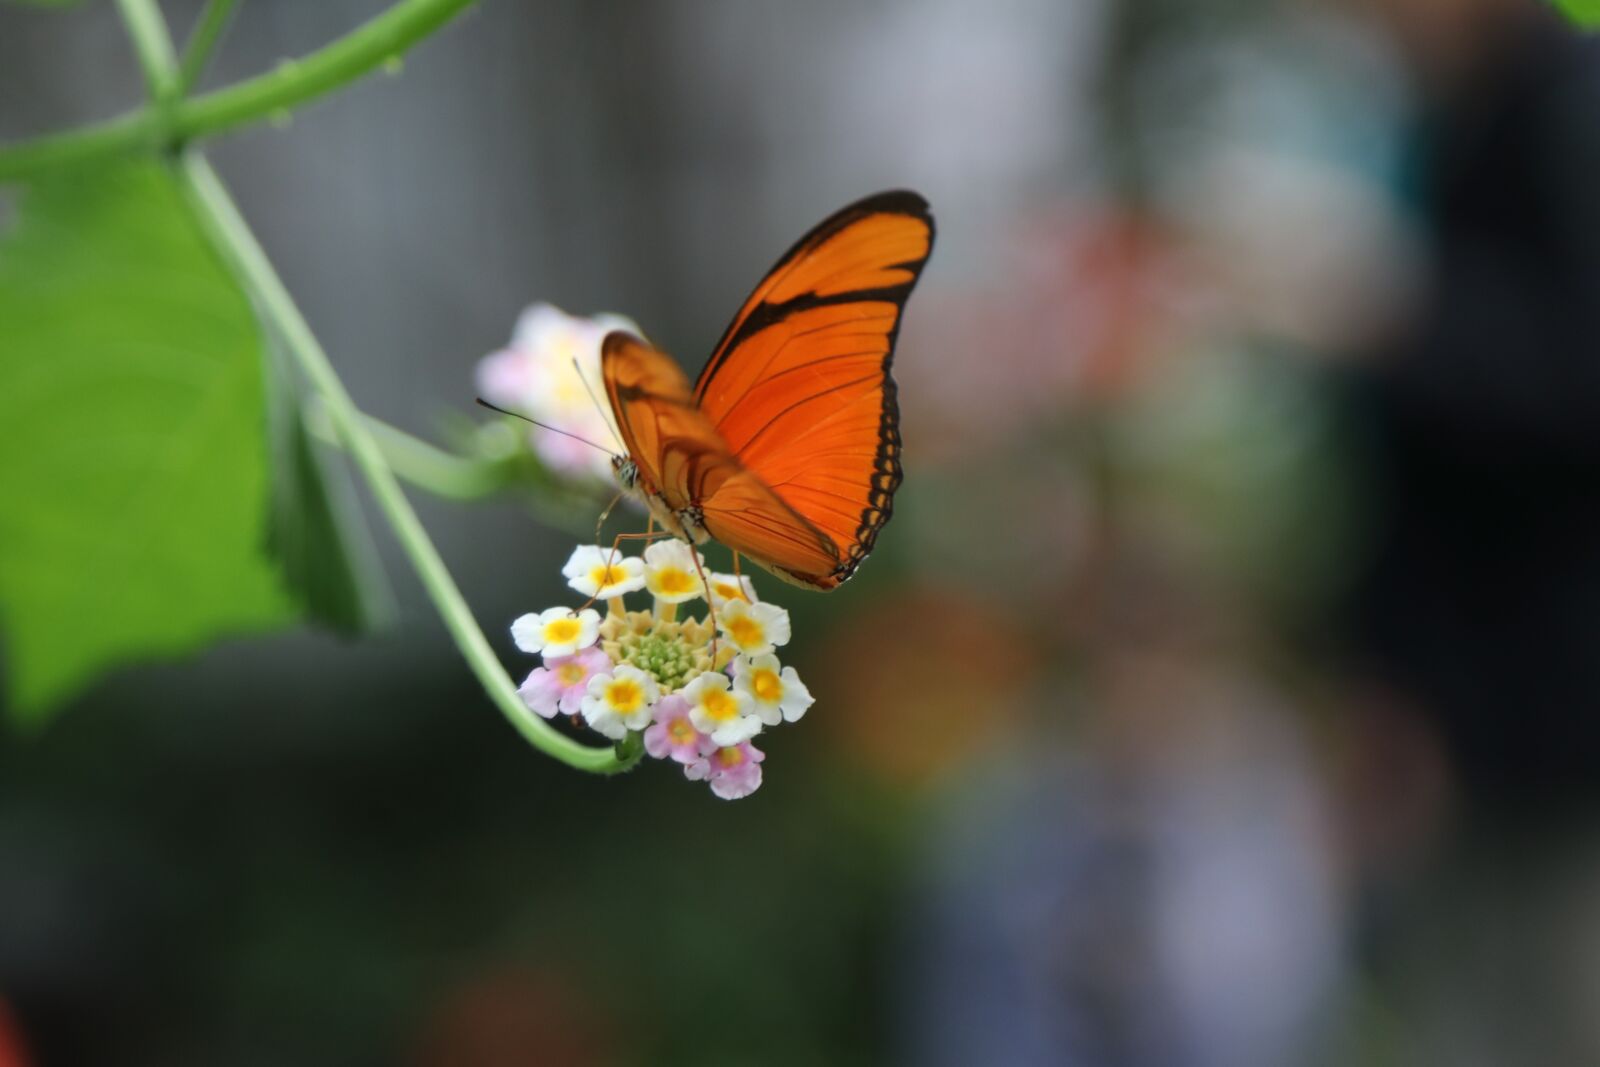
(573, 525, 669, 614)
(731, 551, 742, 581)
(600, 517, 663, 566)
(686, 543, 722, 661)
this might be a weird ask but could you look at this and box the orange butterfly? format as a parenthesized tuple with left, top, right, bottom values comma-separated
(602, 190, 934, 590)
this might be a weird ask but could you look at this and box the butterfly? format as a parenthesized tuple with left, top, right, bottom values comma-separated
(601, 190, 934, 590)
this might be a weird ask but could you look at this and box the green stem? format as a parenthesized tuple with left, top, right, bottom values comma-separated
(0, 0, 477, 182)
(114, 0, 181, 102)
(177, 0, 240, 96)
(303, 402, 515, 501)
(176, 0, 474, 138)
(0, 113, 156, 183)
(177, 153, 638, 776)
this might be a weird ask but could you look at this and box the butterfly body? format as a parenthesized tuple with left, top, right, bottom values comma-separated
(602, 191, 934, 590)
(610, 454, 709, 546)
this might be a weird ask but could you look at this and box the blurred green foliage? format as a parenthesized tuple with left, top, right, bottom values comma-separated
(1113, 344, 1358, 621)
(1554, 0, 1600, 29)
(0, 668, 909, 1065)
(0, 161, 377, 724)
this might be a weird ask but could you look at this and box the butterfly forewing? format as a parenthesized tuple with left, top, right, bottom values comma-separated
(693, 191, 933, 586)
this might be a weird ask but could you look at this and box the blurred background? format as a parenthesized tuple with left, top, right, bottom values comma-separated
(3, 0, 1600, 1063)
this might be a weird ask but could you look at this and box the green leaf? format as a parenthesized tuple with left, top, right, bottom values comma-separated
(1554, 0, 1600, 28)
(0, 161, 295, 723)
(263, 339, 393, 633)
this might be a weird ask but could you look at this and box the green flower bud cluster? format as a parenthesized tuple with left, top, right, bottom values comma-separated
(620, 631, 697, 692)
(600, 609, 722, 694)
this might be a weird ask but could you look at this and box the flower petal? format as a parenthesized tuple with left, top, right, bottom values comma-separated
(562, 545, 647, 598)
(643, 540, 706, 604)
(516, 667, 563, 719)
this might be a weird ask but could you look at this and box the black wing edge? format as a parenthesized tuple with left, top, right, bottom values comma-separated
(693, 189, 935, 395)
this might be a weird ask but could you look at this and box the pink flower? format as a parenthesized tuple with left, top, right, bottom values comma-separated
(476, 346, 535, 408)
(706, 741, 765, 800)
(475, 303, 638, 481)
(517, 646, 611, 719)
(643, 695, 712, 766)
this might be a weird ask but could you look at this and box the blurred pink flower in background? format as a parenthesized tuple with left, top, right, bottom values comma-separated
(475, 303, 638, 480)
(899, 203, 1192, 463)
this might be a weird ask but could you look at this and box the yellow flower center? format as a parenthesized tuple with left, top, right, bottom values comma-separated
(727, 615, 763, 648)
(553, 374, 586, 405)
(605, 679, 644, 713)
(589, 563, 628, 590)
(653, 567, 697, 597)
(713, 580, 748, 603)
(544, 617, 581, 644)
(553, 335, 581, 365)
(556, 661, 587, 686)
(668, 718, 697, 744)
(751, 668, 782, 704)
(700, 687, 737, 722)
(716, 746, 745, 768)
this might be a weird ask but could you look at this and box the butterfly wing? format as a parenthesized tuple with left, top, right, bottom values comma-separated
(602, 332, 844, 583)
(692, 190, 934, 588)
(600, 330, 700, 515)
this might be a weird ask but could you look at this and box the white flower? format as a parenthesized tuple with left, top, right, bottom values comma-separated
(681, 671, 761, 746)
(705, 571, 758, 608)
(580, 663, 659, 739)
(476, 303, 639, 480)
(715, 599, 791, 657)
(732, 654, 814, 726)
(643, 540, 705, 604)
(562, 545, 647, 598)
(511, 607, 600, 657)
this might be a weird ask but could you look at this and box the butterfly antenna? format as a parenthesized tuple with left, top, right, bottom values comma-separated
(571, 356, 625, 450)
(475, 398, 615, 456)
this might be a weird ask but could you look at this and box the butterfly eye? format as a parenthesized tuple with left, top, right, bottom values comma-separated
(611, 456, 638, 489)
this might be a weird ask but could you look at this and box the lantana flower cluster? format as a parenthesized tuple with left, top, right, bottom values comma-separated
(511, 541, 813, 799)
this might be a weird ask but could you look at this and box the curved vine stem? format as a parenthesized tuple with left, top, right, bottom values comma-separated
(0, 0, 478, 182)
(103, 0, 636, 775)
(179, 154, 638, 775)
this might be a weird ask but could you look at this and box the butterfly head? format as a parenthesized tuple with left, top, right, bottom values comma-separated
(610, 453, 710, 546)
(611, 454, 640, 494)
